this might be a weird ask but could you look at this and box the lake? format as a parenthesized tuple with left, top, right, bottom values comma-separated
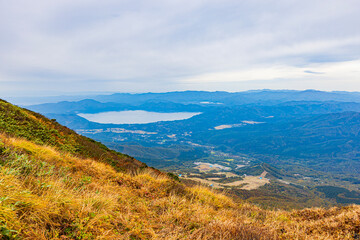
(78, 110, 202, 124)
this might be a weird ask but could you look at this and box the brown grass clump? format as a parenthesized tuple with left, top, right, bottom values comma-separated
(0, 134, 359, 239)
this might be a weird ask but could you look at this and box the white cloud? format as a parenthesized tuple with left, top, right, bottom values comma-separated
(0, 0, 360, 96)
(177, 60, 360, 91)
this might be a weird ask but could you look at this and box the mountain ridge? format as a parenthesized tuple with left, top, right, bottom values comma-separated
(8, 89, 360, 106)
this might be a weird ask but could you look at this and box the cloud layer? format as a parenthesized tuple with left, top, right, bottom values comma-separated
(1, 0, 360, 96)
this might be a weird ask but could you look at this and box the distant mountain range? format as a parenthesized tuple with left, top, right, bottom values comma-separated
(8, 89, 360, 106)
(72, 90, 360, 105)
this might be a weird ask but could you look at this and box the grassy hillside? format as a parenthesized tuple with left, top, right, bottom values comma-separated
(0, 99, 145, 172)
(1, 132, 360, 239)
(0, 100, 360, 239)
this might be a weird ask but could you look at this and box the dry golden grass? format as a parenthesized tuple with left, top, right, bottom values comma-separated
(0, 134, 359, 239)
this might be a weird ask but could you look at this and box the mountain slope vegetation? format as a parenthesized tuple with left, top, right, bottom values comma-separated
(0, 99, 360, 239)
(0, 99, 145, 172)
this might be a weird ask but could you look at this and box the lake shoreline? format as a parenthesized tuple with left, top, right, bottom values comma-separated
(78, 110, 202, 124)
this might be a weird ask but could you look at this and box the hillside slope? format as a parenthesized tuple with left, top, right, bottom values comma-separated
(0, 99, 145, 172)
(0, 100, 359, 239)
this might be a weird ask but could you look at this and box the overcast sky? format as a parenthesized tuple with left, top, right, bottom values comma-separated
(1, 0, 360, 97)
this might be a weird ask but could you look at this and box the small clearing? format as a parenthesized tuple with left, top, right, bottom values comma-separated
(186, 171, 269, 190)
(225, 174, 269, 190)
(215, 172, 239, 178)
(194, 162, 231, 171)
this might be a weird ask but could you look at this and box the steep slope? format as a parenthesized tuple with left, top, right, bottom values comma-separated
(0, 99, 359, 239)
(0, 99, 145, 172)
